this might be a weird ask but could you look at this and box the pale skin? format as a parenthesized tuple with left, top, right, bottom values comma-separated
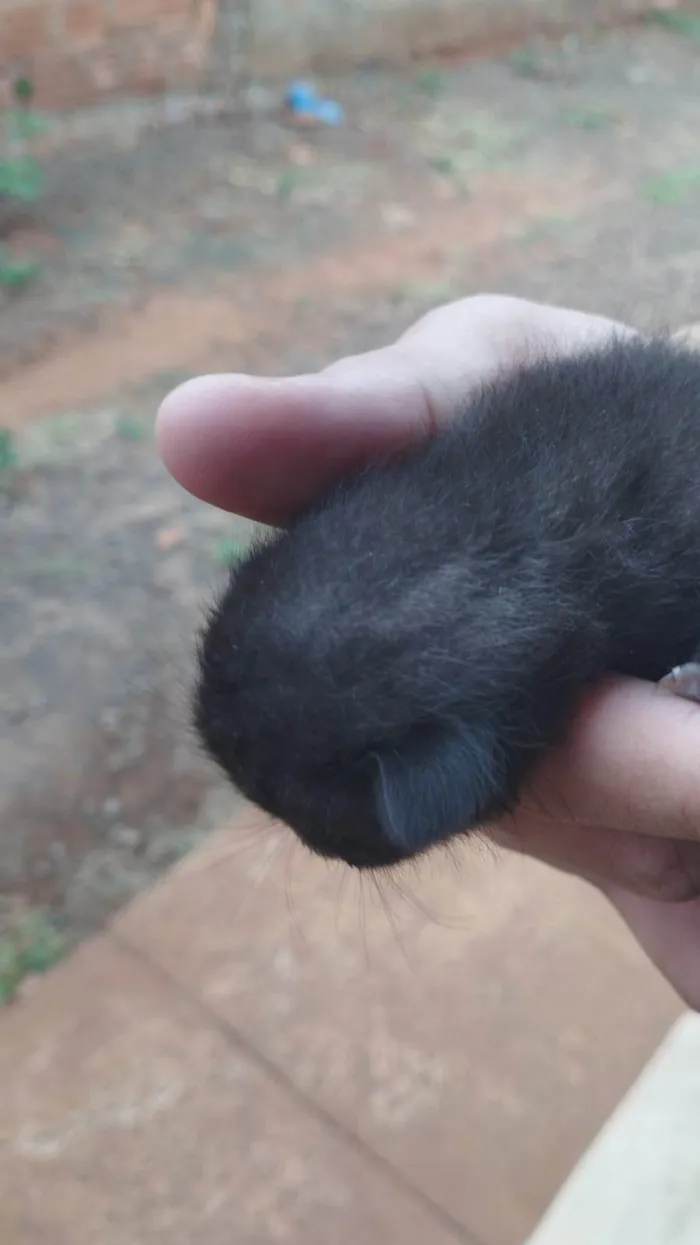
(157, 294, 700, 1009)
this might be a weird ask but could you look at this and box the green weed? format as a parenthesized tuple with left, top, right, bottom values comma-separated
(276, 167, 303, 202)
(0, 250, 38, 290)
(0, 76, 47, 292)
(214, 536, 247, 566)
(510, 46, 545, 78)
(13, 76, 35, 105)
(520, 213, 581, 244)
(5, 106, 46, 144)
(0, 79, 45, 203)
(0, 911, 67, 1006)
(0, 154, 43, 201)
(0, 427, 18, 472)
(648, 8, 700, 38)
(429, 154, 456, 177)
(395, 277, 459, 308)
(115, 414, 148, 442)
(641, 168, 700, 205)
(561, 105, 615, 132)
(415, 68, 445, 97)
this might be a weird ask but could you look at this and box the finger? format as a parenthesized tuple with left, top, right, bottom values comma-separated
(606, 886, 700, 1010)
(524, 676, 700, 842)
(155, 361, 431, 523)
(156, 296, 633, 522)
(490, 817, 700, 902)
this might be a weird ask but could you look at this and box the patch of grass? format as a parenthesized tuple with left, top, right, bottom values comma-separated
(0, 80, 45, 203)
(0, 911, 67, 1006)
(560, 33, 581, 55)
(510, 45, 545, 78)
(561, 105, 615, 132)
(520, 213, 581, 244)
(276, 167, 303, 202)
(144, 828, 209, 869)
(0, 427, 18, 472)
(0, 77, 47, 293)
(13, 75, 35, 105)
(415, 68, 445, 97)
(0, 154, 43, 201)
(4, 105, 46, 143)
(648, 8, 700, 38)
(641, 168, 700, 205)
(419, 106, 519, 189)
(0, 249, 39, 291)
(114, 413, 148, 442)
(25, 552, 89, 582)
(429, 153, 456, 177)
(395, 277, 460, 309)
(214, 535, 247, 566)
(151, 366, 192, 392)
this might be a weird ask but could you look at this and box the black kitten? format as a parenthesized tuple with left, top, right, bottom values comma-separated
(194, 335, 700, 869)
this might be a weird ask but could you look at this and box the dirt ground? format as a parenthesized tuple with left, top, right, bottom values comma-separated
(2, 20, 700, 953)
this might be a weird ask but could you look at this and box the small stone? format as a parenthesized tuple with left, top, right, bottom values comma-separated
(102, 796, 122, 818)
(288, 142, 315, 166)
(110, 825, 142, 850)
(380, 203, 416, 230)
(154, 524, 185, 552)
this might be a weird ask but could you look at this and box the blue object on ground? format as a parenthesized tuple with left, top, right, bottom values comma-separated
(286, 81, 318, 112)
(314, 99, 345, 126)
(285, 80, 345, 126)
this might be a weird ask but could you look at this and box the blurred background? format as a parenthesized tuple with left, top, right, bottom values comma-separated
(1, 3, 700, 1242)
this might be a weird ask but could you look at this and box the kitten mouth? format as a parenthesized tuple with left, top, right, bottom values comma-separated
(301, 827, 412, 870)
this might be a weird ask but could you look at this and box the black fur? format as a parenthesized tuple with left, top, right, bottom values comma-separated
(194, 336, 700, 868)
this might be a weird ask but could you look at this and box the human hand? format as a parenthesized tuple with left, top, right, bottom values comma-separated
(157, 294, 700, 1009)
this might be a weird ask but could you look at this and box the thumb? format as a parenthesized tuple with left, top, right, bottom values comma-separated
(156, 296, 632, 523)
(155, 358, 430, 524)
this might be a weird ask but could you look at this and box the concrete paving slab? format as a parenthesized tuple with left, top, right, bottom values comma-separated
(116, 814, 681, 1245)
(0, 933, 468, 1245)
